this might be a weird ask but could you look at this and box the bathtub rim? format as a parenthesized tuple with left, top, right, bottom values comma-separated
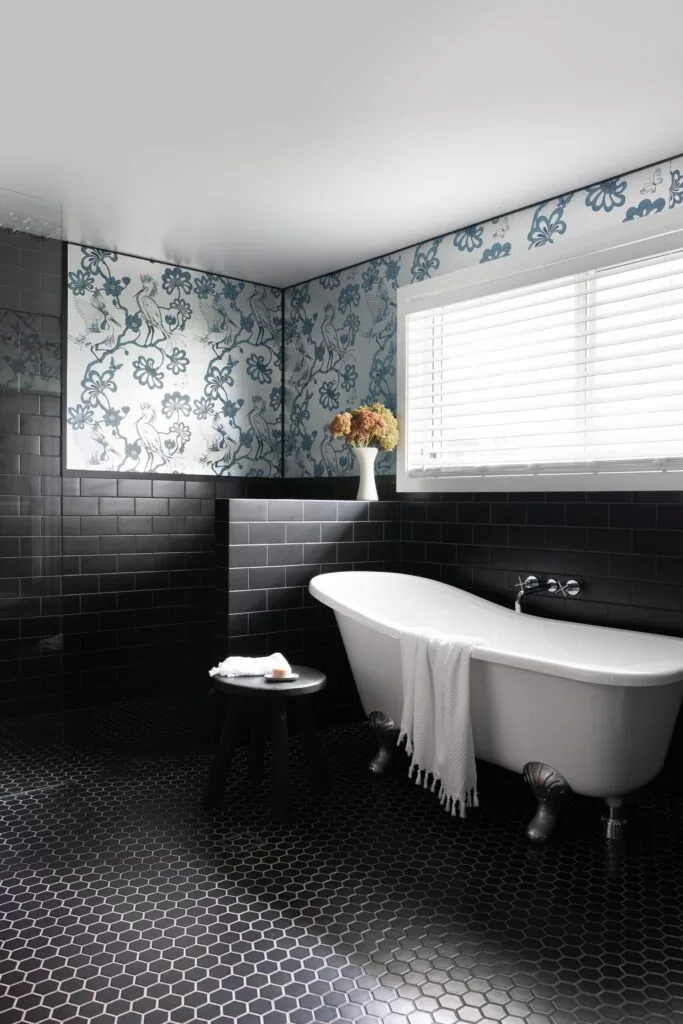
(310, 571, 683, 689)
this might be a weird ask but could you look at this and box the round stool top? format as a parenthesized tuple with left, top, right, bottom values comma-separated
(209, 664, 326, 697)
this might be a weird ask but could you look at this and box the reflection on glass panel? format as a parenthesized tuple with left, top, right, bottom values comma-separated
(0, 187, 62, 240)
(0, 305, 63, 720)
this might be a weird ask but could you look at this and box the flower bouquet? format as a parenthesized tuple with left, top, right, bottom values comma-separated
(328, 402, 398, 499)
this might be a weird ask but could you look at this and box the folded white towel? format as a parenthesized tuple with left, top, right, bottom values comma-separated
(209, 652, 292, 678)
(399, 629, 480, 818)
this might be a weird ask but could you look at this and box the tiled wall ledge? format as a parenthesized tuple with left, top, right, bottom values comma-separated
(216, 489, 683, 770)
(215, 497, 399, 722)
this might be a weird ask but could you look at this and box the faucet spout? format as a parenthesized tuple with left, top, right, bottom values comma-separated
(514, 576, 558, 613)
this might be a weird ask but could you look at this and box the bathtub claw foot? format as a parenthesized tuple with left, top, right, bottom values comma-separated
(368, 712, 399, 775)
(602, 797, 627, 840)
(523, 762, 571, 842)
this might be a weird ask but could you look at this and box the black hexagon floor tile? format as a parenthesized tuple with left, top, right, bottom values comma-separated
(0, 695, 682, 1024)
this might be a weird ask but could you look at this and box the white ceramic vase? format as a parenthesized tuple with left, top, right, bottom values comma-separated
(354, 446, 378, 500)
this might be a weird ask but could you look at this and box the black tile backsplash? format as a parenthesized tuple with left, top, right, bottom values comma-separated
(400, 490, 683, 637)
(216, 498, 399, 723)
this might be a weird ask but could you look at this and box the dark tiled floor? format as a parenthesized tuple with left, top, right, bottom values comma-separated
(0, 698, 682, 1024)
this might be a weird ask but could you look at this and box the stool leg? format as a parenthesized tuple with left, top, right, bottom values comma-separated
(270, 694, 291, 823)
(247, 699, 267, 784)
(203, 696, 246, 810)
(295, 697, 328, 793)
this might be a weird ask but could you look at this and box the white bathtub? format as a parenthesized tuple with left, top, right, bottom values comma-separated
(310, 571, 683, 819)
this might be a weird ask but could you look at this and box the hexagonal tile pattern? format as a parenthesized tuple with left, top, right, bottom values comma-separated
(0, 695, 682, 1024)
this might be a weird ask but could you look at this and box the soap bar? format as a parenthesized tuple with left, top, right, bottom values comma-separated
(270, 666, 289, 679)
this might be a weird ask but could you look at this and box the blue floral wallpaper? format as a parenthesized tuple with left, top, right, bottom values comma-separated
(66, 246, 282, 476)
(283, 154, 683, 477)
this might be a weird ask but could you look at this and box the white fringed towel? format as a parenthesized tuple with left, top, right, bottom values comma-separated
(399, 629, 479, 817)
(209, 653, 291, 678)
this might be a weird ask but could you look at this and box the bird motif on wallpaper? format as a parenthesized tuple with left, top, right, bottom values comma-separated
(71, 287, 120, 334)
(135, 275, 169, 346)
(70, 288, 120, 355)
(88, 421, 120, 466)
(290, 314, 318, 382)
(209, 292, 243, 340)
(248, 395, 273, 460)
(364, 280, 394, 341)
(249, 287, 279, 345)
(135, 402, 169, 472)
(320, 304, 346, 371)
(200, 423, 240, 474)
(91, 288, 121, 331)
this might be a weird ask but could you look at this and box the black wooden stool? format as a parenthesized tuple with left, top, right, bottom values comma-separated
(203, 665, 327, 822)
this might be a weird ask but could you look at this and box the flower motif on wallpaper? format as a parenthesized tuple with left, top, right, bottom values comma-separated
(290, 284, 310, 312)
(66, 403, 94, 430)
(161, 391, 192, 418)
(193, 396, 214, 420)
(103, 276, 129, 299)
(670, 169, 683, 208)
(193, 275, 216, 299)
(453, 224, 484, 252)
(584, 177, 628, 213)
(66, 245, 282, 476)
(167, 347, 189, 375)
(481, 241, 512, 262)
(162, 267, 192, 295)
(527, 195, 572, 248)
(410, 238, 443, 282)
(132, 355, 164, 390)
(623, 198, 666, 221)
(81, 247, 117, 274)
(338, 284, 361, 314)
(246, 353, 272, 384)
(320, 273, 341, 290)
(319, 380, 340, 410)
(362, 262, 381, 292)
(67, 269, 94, 295)
(341, 363, 358, 392)
(384, 258, 400, 284)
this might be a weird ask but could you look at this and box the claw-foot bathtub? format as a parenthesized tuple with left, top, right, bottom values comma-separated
(310, 571, 683, 840)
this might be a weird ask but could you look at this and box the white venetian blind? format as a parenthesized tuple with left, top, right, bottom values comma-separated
(405, 248, 683, 478)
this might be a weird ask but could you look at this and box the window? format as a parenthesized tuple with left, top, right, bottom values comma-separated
(397, 219, 683, 491)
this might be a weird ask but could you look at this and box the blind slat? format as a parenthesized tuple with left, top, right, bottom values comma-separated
(405, 246, 683, 477)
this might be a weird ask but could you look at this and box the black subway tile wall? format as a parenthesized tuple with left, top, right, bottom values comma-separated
(0, 230, 63, 715)
(400, 491, 683, 636)
(216, 498, 400, 722)
(59, 475, 217, 705)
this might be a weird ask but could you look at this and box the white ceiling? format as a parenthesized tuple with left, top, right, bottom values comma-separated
(1, 0, 682, 288)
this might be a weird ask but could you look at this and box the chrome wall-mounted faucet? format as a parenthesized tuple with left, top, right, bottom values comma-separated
(513, 575, 582, 613)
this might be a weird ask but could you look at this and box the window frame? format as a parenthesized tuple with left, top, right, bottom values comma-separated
(397, 210, 683, 492)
